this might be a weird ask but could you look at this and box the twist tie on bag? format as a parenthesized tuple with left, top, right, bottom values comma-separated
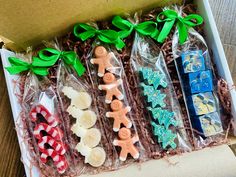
(5, 57, 49, 76)
(156, 9, 203, 44)
(34, 48, 86, 76)
(112, 16, 159, 40)
(73, 23, 125, 49)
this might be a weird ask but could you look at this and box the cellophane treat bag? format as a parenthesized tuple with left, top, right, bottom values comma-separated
(84, 40, 149, 168)
(130, 32, 192, 156)
(56, 60, 112, 174)
(22, 75, 77, 176)
(168, 7, 226, 148)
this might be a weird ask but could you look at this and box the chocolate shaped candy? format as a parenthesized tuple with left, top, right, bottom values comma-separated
(151, 122, 177, 149)
(139, 67, 167, 89)
(33, 123, 63, 141)
(113, 128, 139, 161)
(189, 92, 216, 115)
(91, 46, 113, 77)
(86, 147, 106, 167)
(76, 142, 106, 167)
(30, 104, 60, 127)
(189, 70, 213, 94)
(67, 106, 97, 128)
(40, 149, 68, 174)
(71, 124, 101, 148)
(38, 136, 66, 155)
(192, 112, 223, 137)
(62, 86, 92, 110)
(161, 130, 177, 149)
(181, 50, 205, 73)
(30, 102, 69, 174)
(98, 72, 124, 103)
(106, 99, 132, 132)
(151, 122, 166, 142)
(141, 83, 166, 108)
(149, 108, 177, 128)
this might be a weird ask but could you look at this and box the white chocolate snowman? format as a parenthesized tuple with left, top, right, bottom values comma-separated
(62, 86, 106, 167)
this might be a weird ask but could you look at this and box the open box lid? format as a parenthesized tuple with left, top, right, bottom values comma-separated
(0, 0, 181, 51)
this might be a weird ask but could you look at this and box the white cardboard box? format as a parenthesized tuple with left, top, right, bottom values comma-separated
(1, 0, 236, 176)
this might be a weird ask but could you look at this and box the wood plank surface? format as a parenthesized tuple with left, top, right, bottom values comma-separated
(0, 61, 25, 177)
(0, 1, 235, 176)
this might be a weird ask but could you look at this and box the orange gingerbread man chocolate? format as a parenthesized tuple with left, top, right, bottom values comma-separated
(113, 128, 139, 161)
(106, 99, 132, 132)
(98, 73, 124, 103)
(91, 46, 113, 77)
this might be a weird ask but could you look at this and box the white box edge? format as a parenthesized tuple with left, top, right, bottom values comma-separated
(1, 0, 236, 176)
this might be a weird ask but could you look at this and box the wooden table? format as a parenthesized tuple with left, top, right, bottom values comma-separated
(0, 1, 235, 176)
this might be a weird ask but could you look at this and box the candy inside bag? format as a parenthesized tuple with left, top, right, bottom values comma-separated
(56, 58, 115, 174)
(130, 32, 192, 155)
(86, 40, 149, 167)
(21, 74, 77, 176)
(4, 49, 75, 176)
(171, 7, 225, 148)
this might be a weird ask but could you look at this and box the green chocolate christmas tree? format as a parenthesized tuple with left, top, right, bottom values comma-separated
(149, 108, 178, 128)
(140, 67, 167, 89)
(151, 121, 177, 149)
(161, 130, 177, 149)
(139, 67, 177, 150)
(151, 122, 166, 143)
(139, 67, 153, 81)
(141, 83, 166, 108)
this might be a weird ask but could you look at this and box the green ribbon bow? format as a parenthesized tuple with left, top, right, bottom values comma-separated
(33, 48, 85, 76)
(5, 57, 49, 76)
(156, 9, 203, 44)
(112, 16, 159, 40)
(73, 23, 125, 49)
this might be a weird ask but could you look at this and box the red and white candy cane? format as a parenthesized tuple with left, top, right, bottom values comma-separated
(30, 104, 59, 127)
(33, 123, 63, 141)
(38, 136, 66, 155)
(40, 149, 68, 174)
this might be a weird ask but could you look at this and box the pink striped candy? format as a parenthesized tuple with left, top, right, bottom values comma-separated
(30, 104, 59, 127)
(33, 123, 63, 141)
(38, 136, 66, 155)
(40, 149, 68, 174)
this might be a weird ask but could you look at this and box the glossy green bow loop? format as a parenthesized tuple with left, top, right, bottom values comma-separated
(34, 48, 85, 76)
(5, 57, 49, 76)
(112, 16, 159, 40)
(156, 9, 203, 44)
(73, 23, 125, 49)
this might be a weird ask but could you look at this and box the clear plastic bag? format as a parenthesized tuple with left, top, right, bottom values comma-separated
(172, 8, 225, 149)
(130, 32, 192, 156)
(38, 39, 116, 174)
(10, 46, 81, 176)
(4, 48, 72, 176)
(56, 61, 113, 174)
(21, 75, 77, 176)
(85, 40, 148, 168)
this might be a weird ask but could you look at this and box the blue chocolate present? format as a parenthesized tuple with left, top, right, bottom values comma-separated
(181, 50, 205, 73)
(188, 92, 217, 115)
(191, 112, 223, 137)
(188, 70, 213, 94)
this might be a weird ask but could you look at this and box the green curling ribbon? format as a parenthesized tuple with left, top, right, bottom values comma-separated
(156, 9, 203, 44)
(5, 57, 49, 76)
(112, 16, 159, 40)
(73, 23, 125, 49)
(33, 48, 85, 76)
